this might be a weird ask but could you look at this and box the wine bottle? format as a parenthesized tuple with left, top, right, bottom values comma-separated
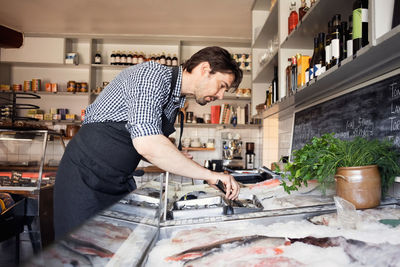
(347, 15, 353, 58)
(291, 55, 298, 94)
(352, 0, 368, 55)
(330, 14, 341, 67)
(286, 58, 292, 96)
(314, 32, 326, 77)
(288, 1, 299, 34)
(325, 20, 332, 70)
(340, 21, 348, 61)
(299, 0, 309, 21)
(310, 36, 318, 80)
(272, 66, 279, 102)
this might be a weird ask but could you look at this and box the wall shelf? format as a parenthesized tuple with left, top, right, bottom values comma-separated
(252, 3, 278, 49)
(181, 147, 215, 151)
(1, 61, 90, 69)
(175, 123, 261, 129)
(281, 0, 353, 49)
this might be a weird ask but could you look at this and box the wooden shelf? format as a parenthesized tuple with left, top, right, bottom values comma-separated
(175, 123, 261, 129)
(182, 147, 215, 151)
(0, 61, 90, 69)
(35, 91, 89, 96)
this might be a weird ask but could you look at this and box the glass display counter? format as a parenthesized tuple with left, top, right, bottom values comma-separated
(0, 129, 65, 250)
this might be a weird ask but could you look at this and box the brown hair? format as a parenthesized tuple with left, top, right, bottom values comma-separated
(182, 46, 243, 90)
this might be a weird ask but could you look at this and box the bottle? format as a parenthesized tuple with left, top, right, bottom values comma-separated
(151, 54, 156, 61)
(330, 14, 341, 67)
(160, 52, 166, 65)
(94, 51, 101, 64)
(110, 51, 116, 65)
(299, 0, 309, 21)
(115, 50, 121, 65)
(132, 52, 138, 65)
(340, 21, 348, 61)
(325, 20, 332, 71)
(156, 54, 161, 64)
(352, 0, 368, 55)
(288, 1, 299, 34)
(309, 37, 318, 80)
(291, 55, 297, 94)
(347, 15, 353, 58)
(172, 54, 178, 66)
(127, 51, 133, 65)
(286, 58, 292, 96)
(166, 54, 172, 66)
(138, 52, 144, 64)
(120, 51, 127, 65)
(314, 32, 326, 77)
(272, 66, 278, 102)
(305, 58, 311, 84)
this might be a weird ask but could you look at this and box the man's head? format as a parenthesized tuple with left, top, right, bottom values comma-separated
(182, 46, 243, 106)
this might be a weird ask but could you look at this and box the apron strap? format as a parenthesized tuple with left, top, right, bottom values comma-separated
(169, 66, 184, 151)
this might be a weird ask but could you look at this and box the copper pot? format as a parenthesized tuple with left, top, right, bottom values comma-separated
(66, 125, 80, 137)
(335, 165, 381, 209)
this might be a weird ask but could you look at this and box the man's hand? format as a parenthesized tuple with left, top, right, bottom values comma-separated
(206, 172, 240, 200)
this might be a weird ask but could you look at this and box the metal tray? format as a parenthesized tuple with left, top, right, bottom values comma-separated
(169, 196, 226, 220)
(232, 194, 264, 214)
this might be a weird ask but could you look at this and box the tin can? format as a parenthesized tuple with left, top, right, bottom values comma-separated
(32, 79, 41, 92)
(13, 84, 22, 91)
(51, 83, 58, 93)
(76, 83, 82, 92)
(45, 83, 52, 92)
(23, 81, 32, 92)
(80, 82, 88, 92)
(81, 109, 85, 122)
(67, 81, 76, 92)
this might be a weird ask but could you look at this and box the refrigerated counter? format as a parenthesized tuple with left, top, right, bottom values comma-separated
(26, 173, 400, 267)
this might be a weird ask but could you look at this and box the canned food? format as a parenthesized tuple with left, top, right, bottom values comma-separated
(80, 82, 88, 92)
(32, 79, 41, 92)
(51, 83, 58, 93)
(23, 81, 32, 92)
(76, 83, 82, 92)
(67, 81, 76, 92)
(45, 83, 52, 92)
(12, 84, 22, 91)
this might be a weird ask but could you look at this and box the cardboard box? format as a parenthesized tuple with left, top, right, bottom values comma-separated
(297, 55, 310, 88)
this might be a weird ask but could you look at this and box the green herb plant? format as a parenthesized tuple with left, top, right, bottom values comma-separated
(279, 133, 400, 195)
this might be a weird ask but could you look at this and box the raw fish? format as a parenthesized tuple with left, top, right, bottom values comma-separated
(166, 235, 289, 263)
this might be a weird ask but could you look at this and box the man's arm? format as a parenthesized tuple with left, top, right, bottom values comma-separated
(133, 134, 239, 200)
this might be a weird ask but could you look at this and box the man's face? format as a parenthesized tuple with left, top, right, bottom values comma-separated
(194, 70, 235, 106)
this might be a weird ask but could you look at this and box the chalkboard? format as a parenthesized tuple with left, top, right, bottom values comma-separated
(292, 73, 400, 152)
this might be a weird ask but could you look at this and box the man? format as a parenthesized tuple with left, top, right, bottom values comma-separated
(54, 46, 243, 239)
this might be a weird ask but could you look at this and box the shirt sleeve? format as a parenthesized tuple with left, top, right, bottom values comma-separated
(123, 65, 168, 139)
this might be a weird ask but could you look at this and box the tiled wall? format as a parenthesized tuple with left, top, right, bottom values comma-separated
(138, 126, 263, 169)
(278, 115, 293, 159)
(0, 138, 66, 165)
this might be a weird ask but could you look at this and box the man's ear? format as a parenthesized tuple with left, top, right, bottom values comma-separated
(199, 62, 211, 76)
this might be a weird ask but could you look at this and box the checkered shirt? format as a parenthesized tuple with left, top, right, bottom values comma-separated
(84, 61, 185, 139)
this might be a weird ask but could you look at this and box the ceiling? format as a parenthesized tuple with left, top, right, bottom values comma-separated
(0, 0, 254, 41)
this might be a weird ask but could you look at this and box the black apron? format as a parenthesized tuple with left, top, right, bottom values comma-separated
(54, 67, 182, 239)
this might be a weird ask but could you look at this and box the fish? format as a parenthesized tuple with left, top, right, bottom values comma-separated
(165, 235, 290, 263)
(248, 178, 281, 189)
(290, 236, 400, 267)
(63, 236, 114, 258)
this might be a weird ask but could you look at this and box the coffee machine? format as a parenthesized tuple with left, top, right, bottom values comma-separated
(222, 132, 244, 170)
(245, 142, 255, 169)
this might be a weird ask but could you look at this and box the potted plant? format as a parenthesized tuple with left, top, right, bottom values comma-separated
(278, 133, 400, 209)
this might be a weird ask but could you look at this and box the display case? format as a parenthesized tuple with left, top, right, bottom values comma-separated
(0, 129, 65, 249)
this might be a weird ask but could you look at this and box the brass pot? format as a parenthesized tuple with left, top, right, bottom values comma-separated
(335, 165, 381, 209)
